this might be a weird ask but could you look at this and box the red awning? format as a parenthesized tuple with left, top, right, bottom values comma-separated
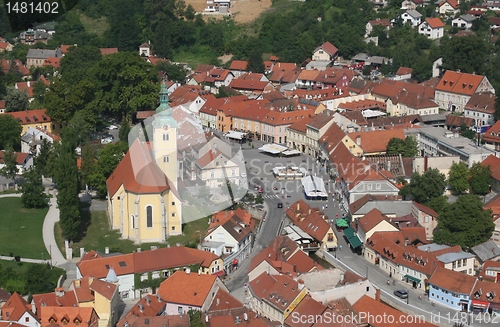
(212, 270, 226, 277)
(233, 259, 238, 265)
(471, 300, 489, 308)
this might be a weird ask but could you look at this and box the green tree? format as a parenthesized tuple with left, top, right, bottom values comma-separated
(80, 142, 97, 188)
(469, 162, 491, 195)
(30, 80, 48, 109)
(448, 161, 469, 194)
(21, 167, 48, 208)
(0, 148, 18, 180)
(24, 263, 58, 295)
(5, 88, 29, 112)
(386, 137, 405, 155)
(188, 310, 204, 327)
(153, 21, 172, 59)
(88, 141, 129, 197)
(433, 194, 494, 248)
(386, 136, 418, 157)
(495, 91, 500, 122)
(460, 123, 476, 140)
(59, 45, 103, 84)
(35, 139, 53, 176)
(247, 50, 265, 74)
(0, 114, 22, 150)
(119, 117, 131, 142)
(400, 168, 447, 203)
(155, 61, 187, 84)
(441, 35, 489, 75)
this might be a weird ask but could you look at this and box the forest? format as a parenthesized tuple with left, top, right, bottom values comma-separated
(0, 0, 499, 87)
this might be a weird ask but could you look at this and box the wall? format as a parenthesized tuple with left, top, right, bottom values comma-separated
(429, 284, 468, 311)
(412, 156, 460, 176)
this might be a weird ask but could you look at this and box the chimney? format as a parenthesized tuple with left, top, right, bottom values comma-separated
(198, 268, 202, 275)
(105, 247, 109, 254)
(186, 268, 191, 274)
(308, 208, 312, 214)
(293, 264, 297, 272)
(297, 202, 300, 211)
(137, 248, 141, 252)
(244, 313, 248, 321)
(75, 280, 81, 288)
(375, 288, 381, 301)
(55, 288, 65, 297)
(356, 136, 361, 146)
(88, 276, 94, 284)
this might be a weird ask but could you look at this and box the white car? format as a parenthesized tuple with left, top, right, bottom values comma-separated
(108, 124, 118, 130)
(240, 173, 247, 178)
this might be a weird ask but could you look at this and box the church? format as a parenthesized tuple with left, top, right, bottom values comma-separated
(106, 81, 182, 243)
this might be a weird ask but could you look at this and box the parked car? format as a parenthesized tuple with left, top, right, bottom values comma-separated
(240, 172, 247, 178)
(394, 290, 408, 299)
(108, 124, 118, 130)
(101, 134, 114, 144)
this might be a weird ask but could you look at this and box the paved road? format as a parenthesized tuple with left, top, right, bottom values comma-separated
(43, 193, 68, 267)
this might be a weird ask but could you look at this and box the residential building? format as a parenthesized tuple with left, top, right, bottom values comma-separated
(76, 246, 222, 299)
(418, 18, 445, 39)
(205, 0, 231, 13)
(19, 29, 49, 45)
(484, 193, 500, 245)
(26, 48, 62, 68)
(434, 70, 495, 113)
(386, 90, 439, 116)
(312, 41, 338, 62)
(452, 14, 476, 30)
(428, 267, 476, 311)
(194, 149, 240, 187)
(405, 125, 495, 167)
(205, 68, 234, 88)
(471, 240, 500, 264)
(313, 68, 356, 89)
(119, 315, 189, 327)
(470, 279, 500, 314)
(139, 43, 151, 57)
(483, 122, 500, 152)
(287, 115, 313, 154)
(248, 272, 307, 324)
(286, 200, 338, 251)
(1, 292, 39, 327)
(401, 0, 424, 10)
(437, 0, 460, 16)
(39, 307, 99, 327)
(228, 60, 248, 77)
(228, 79, 272, 98)
(349, 194, 410, 219)
(464, 92, 496, 128)
(365, 18, 391, 38)
(393, 67, 413, 80)
(411, 201, 438, 240)
(0, 151, 33, 175)
(396, 9, 422, 27)
(157, 270, 228, 315)
(259, 108, 317, 144)
(355, 208, 399, 245)
(478, 260, 500, 283)
(347, 129, 406, 156)
(116, 295, 168, 327)
(0, 41, 13, 52)
(305, 111, 336, 158)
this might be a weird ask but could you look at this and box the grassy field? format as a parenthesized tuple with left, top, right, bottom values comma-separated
(0, 198, 48, 259)
(78, 10, 109, 37)
(55, 209, 210, 257)
(173, 47, 220, 69)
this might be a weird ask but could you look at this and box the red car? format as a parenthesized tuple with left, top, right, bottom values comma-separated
(258, 188, 264, 193)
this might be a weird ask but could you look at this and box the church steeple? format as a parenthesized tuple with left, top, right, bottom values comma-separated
(156, 79, 171, 114)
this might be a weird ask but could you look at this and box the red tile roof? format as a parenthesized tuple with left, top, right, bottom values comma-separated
(425, 17, 445, 28)
(15, 81, 34, 98)
(0, 41, 12, 49)
(483, 120, 500, 144)
(484, 193, 500, 219)
(369, 18, 391, 27)
(358, 208, 390, 233)
(208, 288, 243, 312)
(315, 41, 338, 56)
(229, 79, 269, 91)
(413, 201, 438, 217)
(470, 279, 500, 302)
(2, 292, 34, 321)
(147, 56, 168, 66)
(60, 45, 76, 54)
(298, 69, 321, 81)
(32, 290, 78, 314)
(287, 115, 314, 133)
(428, 267, 477, 294)
(436, 70, 485, 95)
(122, 316, 190, 327)
(481, 154, 500, 182)
(347, 129, 405, 154)
(338, 99, 386, 111)
(445, 115, 475, 128)
(116, 295, 167, 327)
(396, 67, 412, 76)
(43, 57, 61, 69)
(6, 108, 52, 124)
(248, 272, 303, 312)
(464, 92, 496, 114)
(286, 200, 334, 242)
(284, 296, 326, 327)
(40, 306, 99, 327)
(99, 48, 118, 55)
(237, 72, 266, 81)
(439, 0, 459, 9)
(0, 151, 29, 165)
(157, 270, 218, 307)
(0, 100, 5, 110)
(479, 260, 500, 282)
(229, 60, 248, 71)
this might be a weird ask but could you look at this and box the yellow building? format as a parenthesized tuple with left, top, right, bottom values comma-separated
(6, 108, 62, 135)
(106, 81, 182, 243)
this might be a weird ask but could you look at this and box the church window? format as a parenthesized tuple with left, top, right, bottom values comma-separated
(146, 206, 153, 228)
(163, 156, 170, 163)
(163, 133, 169, 141)
(172, 226, 176, 231)
(131, 215, 135, 229)
(172, 202, 175, 205)
(172, 213, 175, 217)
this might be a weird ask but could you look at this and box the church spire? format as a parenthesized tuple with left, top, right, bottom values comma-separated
(156, 78, 171, 115)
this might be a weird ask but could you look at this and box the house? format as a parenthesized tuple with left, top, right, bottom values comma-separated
(248, 272, 307, 324)
(428, 267, 477, 311)
(304, 111, 336, 158)
(202, 208, 254, 273)
(349, 194, 409, 219)
(437, 0, 460, 16)
(313, 68, 356, 89)
(471, 240, 500, 264)
(393, 67, 412, 80)
(0, 41, 13, 52)
(287, 116, 314, 154)
(484, 193, 500, 245)
(464, 92, 496, 128)
(285, 200, 338, 251)
(469, 279, 500, 314)
(445, 115, 475, 132)
(26, 48, 62, 68)
(19, 29, 49, 45)
(157, 270, 228, 315)
(205, 0, 231, 13)
(479, 260, 500, 283)
(99, 48, 118, 56)
(118, 315, 189, 327)
(4, 105, 57, 135)
(452, 14, 476, 30)
(312, 41, 338, 62)
(228, 79, 272, 98)
(0, 151, 33, 175)
(418, 18, 445, 39)
(247, 235, 323, 282)
(435, 70, 495, 113)
(228, 60, 248, 77)
(365, 18, 391, 38)
(32, 277, 119, 327)
(411, 201, 438, 240)
(139, 43, 151, 57)
(2, 292, 39, 327)
(116, 294, 169, 327)
(347, 129, 406, 156)
(395, 10, 422, 27)
(355, 208, 399, 245)
(483, 122, 500, 152)
(76, 246, 222, 299)
(352, 295, 438, 327)
(39, 307, 99, 327)
(205, 68, 234, 88)
(401, 0, 424, 10)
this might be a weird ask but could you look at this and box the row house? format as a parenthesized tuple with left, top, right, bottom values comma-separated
(259, 109, 317, 144)
(482, 121, 500, 151)
(428, 267, 476, 311)
(464, 92, 496, 128)
(286, 200, 338, 251)
(418, 17, 445, 39)
(287, 115, 314, 154)
(347, 129, 406, 156)
(296, 68, 356, 90)
(268, 63, 301, 92)
(471, 241, 500, 265)
(305, 111, 336, 158)
(434, 70, 495, 113)
(386, 90, 439, 116)
(157, 270, 228, 315)
(202, 208, 255, 273)
(116, 295, 171, 327)
(198, 96, 247, 129)
(369, 78, 436, 103)
(26, 48, 62, 68)
(76, 246, 223, 299)
(355, 208, 399, 245)
(484, 194, 500, 246)
(248, 235, 323, 282)
(469, 279, 500, 314)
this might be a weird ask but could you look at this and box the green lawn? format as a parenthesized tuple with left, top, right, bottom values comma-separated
(172, 47, 219, 70)
(0, 198, 48, 259)
(55, 209, 210, 257)
(78, 10, 109, 37)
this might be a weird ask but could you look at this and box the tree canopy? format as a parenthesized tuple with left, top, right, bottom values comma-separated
(448, 161, 469, 194)
(386, 136, 418, 157)
(21, 168, 48, 209)
(0, 114, 22, 150)
(400, 168, 447, 204)
(433, 194, 494, 248)
(5, 88, 29, 112)
(469, 162, 491, 195)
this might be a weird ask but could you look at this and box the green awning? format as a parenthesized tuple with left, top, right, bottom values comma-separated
(404, 274, 421, 284)
(336, 219, 349, 228)
(347, 235, 362, 249)
(344, 227, 355, 239)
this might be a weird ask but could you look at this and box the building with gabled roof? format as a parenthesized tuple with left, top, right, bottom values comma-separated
(116, 294, 167, 327)
(355, 208, 399, 244)
(428, 267, 477, 310)
(479, 259, 500, 282)
(228, 60, 248, 77)
(435, 70, 495, 113)
(470, 279, 500, 313)
(464, 92, 496, 128)
(437, 0, 460, 16)
(26, 48, 62, 68)
(483, 122, 500, 152)
(39, 306, 99, 327)
(248, 272, 307, 324)
(347, 129, 405, 156)
(418, 18, 445, 39)
(386, 90, 439, 116)
(365, 18, 391, 38)
(2, 292, 39, 327)
(6, 109, 59, 136)
(312, 42, 338, 62)
(157, 270, 228, 315)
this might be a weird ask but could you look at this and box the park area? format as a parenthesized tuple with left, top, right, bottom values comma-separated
(55, 207, 210, 257)
(0, 197, 48, 260)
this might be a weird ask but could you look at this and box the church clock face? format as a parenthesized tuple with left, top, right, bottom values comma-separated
(163, 124, 169, 130)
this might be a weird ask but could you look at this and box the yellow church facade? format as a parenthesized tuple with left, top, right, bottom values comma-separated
(106, 81, 182, 243)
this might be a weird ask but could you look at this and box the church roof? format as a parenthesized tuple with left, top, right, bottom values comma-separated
(106, 140, 171, 197)
(155, 80, 177, 128)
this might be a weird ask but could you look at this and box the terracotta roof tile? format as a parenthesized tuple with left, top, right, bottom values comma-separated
(287, 115, 314, 133)
(284, 296, 326, 327)
(479, 260, 500, 281)
(436, 70, 485, 95)
(248, 273, 303, 312)
(314, 42, 338, 56)
(157, 270, 219, 307)
(116, 295, 167, 327)
(90, 278, 117, 301)
(340, 111, 367, 125)
(347, 129, 405, 154)
(369, 18, 391, 27)
(40, 306, 99, 327)
(229, 60, 248, 71)
(428, 267, 477, 294)
(440, 0, 459, 9)
(286, 200, 333, 242)
(7, 108, 51, 124)
(357, 208, 389, 233)
(338, 99, 386, 111)
(297, 69, 321, 81)
(229, 79, 269, 91)
(125, 316, 190, 327)
(0, 151, 30, 165)
(464, 92, 496, 114)
(99, 48, 118, 55)
(445, 115, 475, 128)
(396, 67, 412, 76)
(195, 64, 215, 73)
(481, 154, 500, 181)
(32, 290, 78, 314)
(208, 288, 243, 312)
(3, 292, 34, 321)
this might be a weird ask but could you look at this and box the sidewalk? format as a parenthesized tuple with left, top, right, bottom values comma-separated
(42, 193, 67, 267)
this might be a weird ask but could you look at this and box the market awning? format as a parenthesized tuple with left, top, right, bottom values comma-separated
(347, 235, 362, 249)
(344, 227, 356, 239)
(404, 275, 421, 284)
(336, 219, 349, 228)
(471, 300, 489, 308)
